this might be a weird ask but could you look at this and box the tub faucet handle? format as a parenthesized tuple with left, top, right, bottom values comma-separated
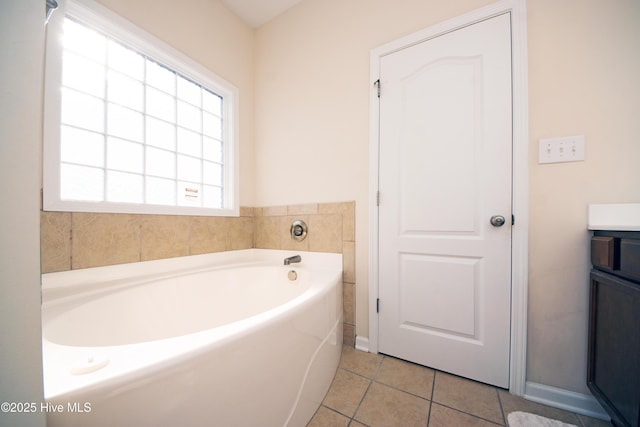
(284, 255, 302, 265)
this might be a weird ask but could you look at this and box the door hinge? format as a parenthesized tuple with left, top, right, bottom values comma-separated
(512, 214, 515, 226)
(376, 298, 380, 313)
(376, 191, 380, 206)
(374, 79, 380, 98)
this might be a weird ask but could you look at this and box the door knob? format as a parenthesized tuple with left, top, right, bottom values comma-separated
(490, 215, 506, 227)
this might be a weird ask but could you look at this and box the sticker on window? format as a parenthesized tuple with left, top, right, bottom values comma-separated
(184, 187, 199, 200)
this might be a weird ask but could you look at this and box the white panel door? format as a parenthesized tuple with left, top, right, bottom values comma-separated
(377, 13, 512, 388)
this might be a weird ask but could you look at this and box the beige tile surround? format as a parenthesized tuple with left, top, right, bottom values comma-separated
(40, 201, 356, 345)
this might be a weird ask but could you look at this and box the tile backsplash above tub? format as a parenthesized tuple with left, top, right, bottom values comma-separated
(40, 207, 255, 272)
(254, 202, 354, 254)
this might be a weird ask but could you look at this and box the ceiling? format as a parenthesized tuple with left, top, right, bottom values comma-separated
(221, 0, 304, 28)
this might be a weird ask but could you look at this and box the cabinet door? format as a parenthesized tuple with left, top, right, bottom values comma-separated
(588, 270, 640, 427)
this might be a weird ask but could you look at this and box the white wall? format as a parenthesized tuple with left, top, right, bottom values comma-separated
(254, 0, 640, 396)
(0, 1, 47, 426)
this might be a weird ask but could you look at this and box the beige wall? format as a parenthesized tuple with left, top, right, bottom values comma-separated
(527, 0, 640, 392)
(96, 0, 257, 206)
(254, 0, 640, 396)
(0, 1, 46, 425)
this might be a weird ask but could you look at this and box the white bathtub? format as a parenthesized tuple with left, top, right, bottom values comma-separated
(41, 249, 343, 427)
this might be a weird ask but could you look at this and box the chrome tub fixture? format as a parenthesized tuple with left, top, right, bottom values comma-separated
(290, 219, 308, 241)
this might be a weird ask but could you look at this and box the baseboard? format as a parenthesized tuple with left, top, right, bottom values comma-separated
(524, 381, 609, 421)
(355, 335, 369, 352)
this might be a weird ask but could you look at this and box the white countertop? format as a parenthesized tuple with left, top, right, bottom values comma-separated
(588, 203, 640, 231)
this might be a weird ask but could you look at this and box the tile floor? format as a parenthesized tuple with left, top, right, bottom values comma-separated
(307, 346, 612, 427)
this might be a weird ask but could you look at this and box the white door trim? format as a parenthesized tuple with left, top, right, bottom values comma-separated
(368, 0, 529, 395)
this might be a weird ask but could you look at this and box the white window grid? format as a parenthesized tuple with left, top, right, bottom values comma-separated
(43, 0, 239, 217)
(60, 16, 224, 209)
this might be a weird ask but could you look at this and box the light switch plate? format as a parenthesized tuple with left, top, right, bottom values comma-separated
(538, 135, 585, 164)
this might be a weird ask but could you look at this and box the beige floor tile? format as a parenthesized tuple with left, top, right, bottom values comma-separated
(432, 372, 503, 424)
(498, 390, 582, 426)
(354, 382, 430, 427)
(307, 406, 350, 427)
(314, 349, 605, 427)
(375, 356, 435, 400)
(339, 346, 383, 379)
(323, 368, 371, 418)
(429, 403, 503, 427)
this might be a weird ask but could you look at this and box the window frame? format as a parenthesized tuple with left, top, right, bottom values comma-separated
(43, 0, 240, 217)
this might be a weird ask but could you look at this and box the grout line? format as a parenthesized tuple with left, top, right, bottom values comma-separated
(370, 374, 432, 401)
(344, 353, 384, 426)
(349, 377, 373, 426)
(430, 371, 506, 426)
(319, 404, 355, 425)
(353, 354, 384, 422)
(497, 386, 507, 426)
(425, 400, 433, 426)
(69, 212, 74, 270)
(348, 416, 370, 427)
(426, 370, 438, 425)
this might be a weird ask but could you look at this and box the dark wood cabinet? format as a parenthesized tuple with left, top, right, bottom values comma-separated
(588, 231, 640, 427)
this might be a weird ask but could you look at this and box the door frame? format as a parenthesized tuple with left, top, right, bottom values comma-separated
(368, 0, 529, 395)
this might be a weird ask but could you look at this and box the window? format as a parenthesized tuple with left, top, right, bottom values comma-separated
(43, 0, 239, 216)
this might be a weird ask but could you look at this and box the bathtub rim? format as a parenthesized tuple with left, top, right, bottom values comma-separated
(42, 248, 341, 301)
(41, 249, 343, 401)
